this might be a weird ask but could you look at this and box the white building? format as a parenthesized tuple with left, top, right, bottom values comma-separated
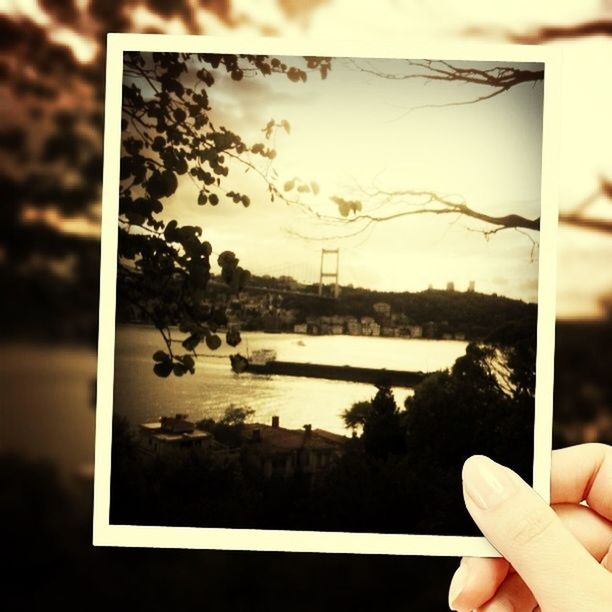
(373, 302, 392, 316)
(139, 414, 212, 457)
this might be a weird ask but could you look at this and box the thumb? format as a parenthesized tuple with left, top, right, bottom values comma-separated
(462, 455, 610, 610)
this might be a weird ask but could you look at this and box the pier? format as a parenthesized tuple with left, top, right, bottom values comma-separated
(238, 359, 427, 388)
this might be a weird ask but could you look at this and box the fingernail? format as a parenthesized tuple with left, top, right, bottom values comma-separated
(448, 560, 468, 610)
(462, 455, 518, 510)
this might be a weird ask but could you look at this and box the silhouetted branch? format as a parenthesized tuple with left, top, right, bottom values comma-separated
(349, 59, 543, 115)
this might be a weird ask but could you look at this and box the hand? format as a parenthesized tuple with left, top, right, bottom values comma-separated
(448, 444, 612, 611)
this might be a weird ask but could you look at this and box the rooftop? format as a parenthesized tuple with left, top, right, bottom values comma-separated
(241, 417, 347, 452)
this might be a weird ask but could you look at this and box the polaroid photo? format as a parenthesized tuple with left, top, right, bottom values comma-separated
(94, 33, 559, 556)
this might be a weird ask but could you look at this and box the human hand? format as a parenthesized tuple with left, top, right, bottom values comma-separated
(448, 444, 612, 611)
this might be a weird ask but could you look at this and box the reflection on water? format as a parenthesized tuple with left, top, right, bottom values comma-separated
(114, 325, 468, 434)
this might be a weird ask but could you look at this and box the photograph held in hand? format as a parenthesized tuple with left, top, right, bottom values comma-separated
(93, 34, 559, 556)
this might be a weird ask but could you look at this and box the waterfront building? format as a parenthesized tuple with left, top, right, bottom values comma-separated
(293, 323, 308, 334)
(373, 302, 392, 316)
(346, 319, 362, 335)
(331, 324, 344, 335)
(407, 324, 423, 338)
(467, 280, 476, 292)
(423, 321, 437, 338)
(306, 323, 320, 335)
(319, 323, 331, 335)
(446, 281, 455, 292)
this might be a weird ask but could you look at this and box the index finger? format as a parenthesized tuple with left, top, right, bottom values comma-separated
(551, 443, 612, 521)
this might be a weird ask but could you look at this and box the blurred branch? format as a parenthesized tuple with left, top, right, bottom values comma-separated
(509, 19, 612, 43)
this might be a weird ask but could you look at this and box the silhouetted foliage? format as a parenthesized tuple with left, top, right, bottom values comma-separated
(117, 51, 331, 376)
(198, 404, 255, 447)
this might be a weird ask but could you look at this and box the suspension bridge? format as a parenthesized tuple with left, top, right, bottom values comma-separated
(243, 248, 343, 300)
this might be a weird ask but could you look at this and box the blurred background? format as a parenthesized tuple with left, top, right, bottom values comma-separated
(1, 1, 611, 609)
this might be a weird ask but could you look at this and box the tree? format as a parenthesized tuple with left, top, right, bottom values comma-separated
(343, 385, 407, 459)
(404, 332, 536, 480)
(284, 58, 542, 244)
(338, 56, 612, 238)
(342, 400, 373, 431)
(0, 4, 329, 346)
(117, 51, 331, 375)
(197, 404, 255, 447)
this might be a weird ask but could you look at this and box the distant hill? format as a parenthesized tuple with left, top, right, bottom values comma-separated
(245, 274, 537, 340)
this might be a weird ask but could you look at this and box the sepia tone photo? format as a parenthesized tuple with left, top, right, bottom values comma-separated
(94, 35, 557, 555)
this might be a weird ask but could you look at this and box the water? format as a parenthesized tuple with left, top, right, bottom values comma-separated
(114, 325, 468, 435)
(1, 343, 97, 477)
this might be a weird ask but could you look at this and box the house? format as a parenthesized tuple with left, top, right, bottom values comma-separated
(293, 323, 308, 334)
(306, 323, 320, 335)
(346, 319, 362, 335)
(407, 324, 423, 338)
(373, 302, 391, 316)
(139, 413, 213, 456)
(423, 321, 437, 338)
(240, 416, 347, 480)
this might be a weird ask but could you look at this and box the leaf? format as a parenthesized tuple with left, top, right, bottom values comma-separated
(310, 181, 319, 195)
(206, 334, 222, 350)
(181, 355, 195, 370)
(153, 350, 170, 362)
(173, 363, 187, 376)
(281, 119, 290, 134)
(226, 328, 241, 347)
(152, 136, 165, 151)
(283, 179, 295, 192)
(153, 361, 173, 377)
(164, 219, 178, 242)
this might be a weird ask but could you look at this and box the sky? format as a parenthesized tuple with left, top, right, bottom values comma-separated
(13, 0, 612, 317)
(151, 54, 544, 302)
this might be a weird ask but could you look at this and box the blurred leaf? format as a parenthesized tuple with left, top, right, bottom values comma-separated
(206, 334, 222, 350)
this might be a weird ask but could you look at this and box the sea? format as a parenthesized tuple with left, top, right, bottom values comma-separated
(113, 324, 469, 435)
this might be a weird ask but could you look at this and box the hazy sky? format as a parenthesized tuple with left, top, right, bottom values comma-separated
(145, 55, 544, 302)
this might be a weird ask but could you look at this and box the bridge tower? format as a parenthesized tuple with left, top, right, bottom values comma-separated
(318, 248, 340, 298)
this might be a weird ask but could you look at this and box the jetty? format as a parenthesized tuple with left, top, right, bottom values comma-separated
(230, 352, 427, 388)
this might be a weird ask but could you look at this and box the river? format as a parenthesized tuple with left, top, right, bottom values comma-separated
(114, 325, 468, 435)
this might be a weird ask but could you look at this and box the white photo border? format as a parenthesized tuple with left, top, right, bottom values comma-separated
(94, 33, 560, 556)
